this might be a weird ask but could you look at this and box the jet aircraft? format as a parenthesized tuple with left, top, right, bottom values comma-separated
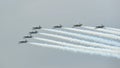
(73, 24, 83, 28)
(29, 31, 38, 34)
(53, 24, 62, 28)
(19, 40, 27, 44)
(24, 34, 32, 38)
(33, 26, 42, 30)
(95, 25, 104, 29)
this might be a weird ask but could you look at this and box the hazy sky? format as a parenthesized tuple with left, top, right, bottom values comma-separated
(0, 0, 120, 68)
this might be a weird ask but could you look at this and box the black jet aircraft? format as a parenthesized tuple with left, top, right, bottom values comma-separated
(72, 24, 83, 28)
(29, 31, 38, 34)
(19, 40, 27, 44)
(53, 24, 62, 28)
(33, 26, 42, 30)
(24, 34, 32, 38)
(95, 25, 104, 29)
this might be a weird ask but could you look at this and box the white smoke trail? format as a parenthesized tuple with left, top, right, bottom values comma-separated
(83, 26, 120, 36)
(33, 37, 120, 54)
(43, 29, 120, 46)
(39, 33, 120, 50)
(64, 28, 120, 41)
(29, 42, 120, 59)
(106, 27, 120, 32)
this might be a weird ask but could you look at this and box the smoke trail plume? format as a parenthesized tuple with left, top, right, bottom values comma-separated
(107, 27, 120, 32)
(33, 37, 120, 54)
(39, 33, 120, 50)
(29, 42, 120, 59)
(83, 26, 120, 36)
(43, 29, 120, 46)
(64, 28, 120, 41)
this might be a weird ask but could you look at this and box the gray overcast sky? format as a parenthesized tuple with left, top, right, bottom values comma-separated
(0, 0, 120, 68)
